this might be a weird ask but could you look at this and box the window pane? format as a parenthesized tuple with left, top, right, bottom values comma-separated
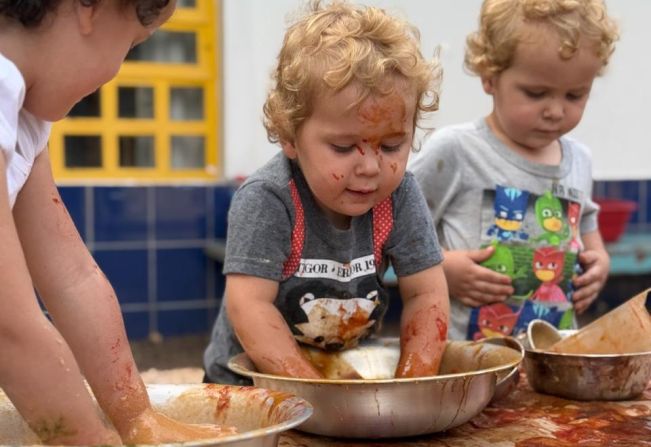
(68, 91, 101, 117)
(118, 87, 154, 118)
(170, 87, 203, 120)
(64, 136, 102, 168)
(126, 31, 197, 63)
(171, 136, 204, 169)
(119, 136, 155, 167)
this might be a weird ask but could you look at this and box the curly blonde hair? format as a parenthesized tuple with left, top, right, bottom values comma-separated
(465, 0, 619, 78)
(263, 0, 441, 145)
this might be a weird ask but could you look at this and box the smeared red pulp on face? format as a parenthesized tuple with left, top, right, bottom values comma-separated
(355, 91, 409, 164)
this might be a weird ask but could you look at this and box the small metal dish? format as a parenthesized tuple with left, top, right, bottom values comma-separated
(520, 330, 651, 401)
(0, 384, 313, 446)
(228, 337, 523, 438)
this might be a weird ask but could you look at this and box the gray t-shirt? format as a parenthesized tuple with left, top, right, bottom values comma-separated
(410, 119, 598, 341)
(204, 152, 442, 384)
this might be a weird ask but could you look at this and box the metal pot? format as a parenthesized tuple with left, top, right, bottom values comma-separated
(228, 337, 523, 438)
(521, 330, 651, 401)
(0, 384, 312, 447)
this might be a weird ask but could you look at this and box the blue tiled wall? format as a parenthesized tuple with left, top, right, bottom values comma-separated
(58, 184, 236, 340)
(58, 180, 648, 339)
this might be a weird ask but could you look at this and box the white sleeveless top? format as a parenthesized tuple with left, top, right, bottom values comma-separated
(0, 52, 51, 209)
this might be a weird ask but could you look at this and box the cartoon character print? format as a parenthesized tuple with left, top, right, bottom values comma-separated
(486, 186, 530, 242)
(473, 303, 521, 340)
(533, 192, 569, 246)
(481, 242, 522, 278)
(480, 241, 533, 301)
(471, 186, 582, 340)
(567, 201, 582, 253)
(513, 300, 572, 334)
(283, 279, 388, 351)
(295, 290, 379, 350)
(531, 247, 567, 303)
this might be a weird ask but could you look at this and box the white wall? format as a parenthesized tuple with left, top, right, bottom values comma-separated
(222, 0, 648, 181)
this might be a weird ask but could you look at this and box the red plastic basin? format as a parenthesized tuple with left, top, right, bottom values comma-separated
(593, 198, 638, 243)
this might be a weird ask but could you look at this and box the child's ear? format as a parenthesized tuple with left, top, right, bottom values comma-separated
(281, 141, 298, 159)
(481, 76, 496, 95)
(74, 0, 101, 35)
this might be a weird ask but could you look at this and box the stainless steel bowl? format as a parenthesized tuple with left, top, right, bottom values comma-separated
(0, 384, 312, 446)
(228, 337, 523, 438)
(521, 330, 651, 401)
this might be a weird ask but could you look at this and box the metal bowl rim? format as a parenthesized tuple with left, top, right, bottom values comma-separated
(520, 330, 651, 359)
(524, 349, 651, 359)
(227, 345, 524, 385)
(145, 384, 314, 445)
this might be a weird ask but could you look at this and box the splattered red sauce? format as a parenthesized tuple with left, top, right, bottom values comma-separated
(216, 386, 232, 414)
(337, 304, 371, 340)
(204, 384, 233, 417)
(266, 391, 296, 418)
(395, 304, 446, 377)
(110, 337, 121, 363)
(395, 353, 428, 377)
(281, 378, 651, 445)
(357, 93, 406, 127)
(435, 318, 447, 341)
(469, 378, 651, 446)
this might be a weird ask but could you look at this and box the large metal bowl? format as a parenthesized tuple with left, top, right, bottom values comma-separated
(228, 337, 523, 438)
(521, 330, 651, 401)
(0, 384, 312, 446)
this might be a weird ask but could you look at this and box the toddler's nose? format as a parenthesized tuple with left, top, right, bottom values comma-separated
(354, 145, 381, 176)
(543, 100, 564, 121)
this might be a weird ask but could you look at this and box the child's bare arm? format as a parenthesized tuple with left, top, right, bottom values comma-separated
(443, 247, 514, 307)
(0, 152, 121, 445)
(394, 264, 450, 378)
(13, 151, 227, 444)
(572, 230, 610, 314)
(226, 274, 322, 379)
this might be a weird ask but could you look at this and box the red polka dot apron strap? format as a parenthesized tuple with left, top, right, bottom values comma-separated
(372, 196, 393, 268)
(281, 181, 393, 279)
(281, 179, 305, 280)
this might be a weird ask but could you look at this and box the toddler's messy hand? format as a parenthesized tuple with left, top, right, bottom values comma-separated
(443, 247, 513, 307)
(572, 248, 610, 314)
(120, 407, 236, 445)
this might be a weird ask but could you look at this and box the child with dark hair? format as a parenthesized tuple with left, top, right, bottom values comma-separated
(0, 0, 230, 444)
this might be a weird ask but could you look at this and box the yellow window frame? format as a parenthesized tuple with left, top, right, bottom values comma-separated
(50, 0, 220, 183)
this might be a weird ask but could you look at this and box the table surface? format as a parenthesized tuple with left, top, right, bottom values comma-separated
(279, 375, 651, 446)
